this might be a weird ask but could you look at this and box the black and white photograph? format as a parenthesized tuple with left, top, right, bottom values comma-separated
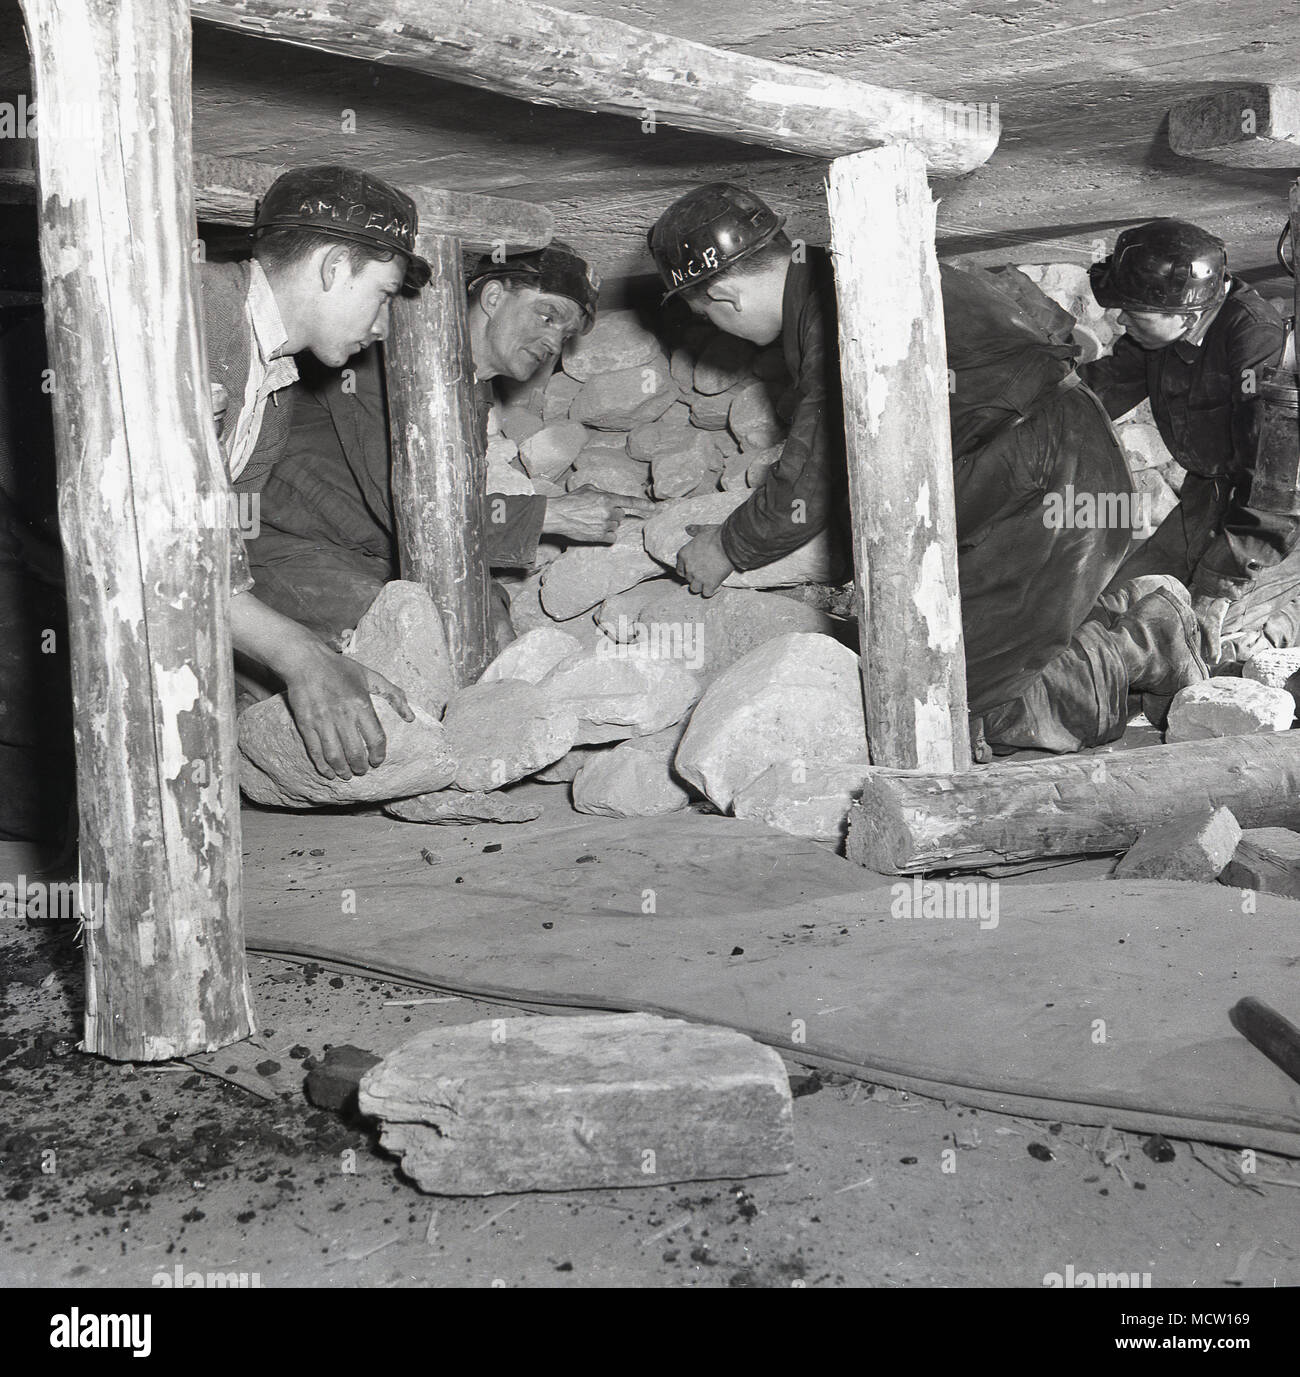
(0, 0, 1296, 1330)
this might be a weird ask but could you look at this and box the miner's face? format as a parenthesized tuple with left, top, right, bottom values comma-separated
(309, 248, 405, 368)
(477, 282, 585, 380)
(1117, 309, 1195, 350)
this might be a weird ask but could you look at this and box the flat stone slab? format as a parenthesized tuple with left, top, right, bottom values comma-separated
(1166, 677, 1295, 742)
(358, 1013, 794, 1195)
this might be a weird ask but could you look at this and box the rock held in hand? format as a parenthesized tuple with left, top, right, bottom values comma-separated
(346, 580, 456, 719)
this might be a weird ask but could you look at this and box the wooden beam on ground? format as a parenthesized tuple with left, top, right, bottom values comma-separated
(385, 232, 492, 687)
(827, 144, 971, 773)
(19, 0, 252, 1058)
(1169, 85, 1300, 168)
(0, 158, 554, 248)
(846, 732, 1300, 874)
(189, 0, 999, 177)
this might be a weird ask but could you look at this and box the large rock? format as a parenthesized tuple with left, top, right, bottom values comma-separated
(540, 642, 702, 744)
(357, 1013, 794, 1195)
(596, 581, 836, 678)
(539, 541, 662, 620)
(346, 580, 455, 719)
(384, 790, 544, 825)
(642, 492, 843, 588)
(571, 724, 692, 817)
(733, 762, 872, 843)
(1243, 647, 1300, 691)
(569, 358, 677, 430)
(675, 633, 869, 812)
(441, 679, 578, 790)
(687, 385, 737, 431)
(566, 450, 650, 498)
(651, 433, 723, 500)
(693, 334, 757, 394)
(1165, 677, 1296, 742)
(627, 403, 695, 460)
(519, 421, 590, 483)
(1111, 806, 1241, 882)
(1219, 826, 1300, 899)
(562, 309, 663, 382)
(728, 379, 785, 450)
(480, 626, 584, 685)
(239, 697, 456, 807)
(542, 370, 582, 421)
(498, 403, 546, 444)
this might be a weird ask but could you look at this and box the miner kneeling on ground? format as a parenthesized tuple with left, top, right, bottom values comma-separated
(647, 184, 1266, 757)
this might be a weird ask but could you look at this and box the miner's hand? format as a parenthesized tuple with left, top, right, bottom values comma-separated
(282, 645, 413, 780)
(545, 486, 656, 544)
(675, 523, 734, 598)
(1190, 592, 1231, 666)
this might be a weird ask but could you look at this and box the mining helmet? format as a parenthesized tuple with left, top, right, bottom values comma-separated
(1089, 218, 1228, 314)
(648, 183, 786, 302)
(466, 240, 601, 333)
(254, 165, 432, 291)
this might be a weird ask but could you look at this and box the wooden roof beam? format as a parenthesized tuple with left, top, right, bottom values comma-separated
(0, 154, 554, 247)
(188, 0, 999, 177)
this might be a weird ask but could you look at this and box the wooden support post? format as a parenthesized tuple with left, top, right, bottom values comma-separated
(189, 0, 999, 176)
(19, 0, 252, 1058)
(1292, 179, 1300, 330)
(827, 144, 971, 773)
(385, 233, 492, 686)
(845, 732, 1300, 874)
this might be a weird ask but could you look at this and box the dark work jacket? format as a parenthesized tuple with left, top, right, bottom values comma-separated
(719, 249, 1080, 571)
(1081, 282, 1289, 597)
(249, 346, 547, 577)
(720, 249, 845, 571)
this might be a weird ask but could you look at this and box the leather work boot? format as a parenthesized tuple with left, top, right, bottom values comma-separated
(1109, 581, 1210, 727)
(1085, 574, 1189, 630)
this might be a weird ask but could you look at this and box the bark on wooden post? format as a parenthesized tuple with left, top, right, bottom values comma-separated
(1292, 179, 1300, 332)
(385, 233, 492, 685)
(20, 0, 252, 1058)
(827, 143, 971, 773)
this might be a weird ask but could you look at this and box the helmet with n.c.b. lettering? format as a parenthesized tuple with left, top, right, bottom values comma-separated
(647, 183, 786, 302)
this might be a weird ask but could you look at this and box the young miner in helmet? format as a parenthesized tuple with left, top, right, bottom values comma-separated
(1083, 219, 1293, 664)
(208, 165, 430, 782)
(648, 184, 1210, 755)
(243, 242, 651, 654)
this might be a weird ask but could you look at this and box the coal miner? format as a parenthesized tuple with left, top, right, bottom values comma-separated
(648, 183, 1209, 755)
(1082, 218, 1296, 665)
(242, 241, 652, 661)
(203, 164, 430, 781)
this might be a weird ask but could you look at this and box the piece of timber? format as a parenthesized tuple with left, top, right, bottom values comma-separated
(1229, 997, 1300, 1088)
(357, 1012, 794, 1195)
(828, 144, 970, 772)
(19, 0, 252, 1058)
(189, 0, 998, 177)
(386, 233, 492, 685)
(846, 732, 1300, 874)
(0, 158, 553, 248)
(1168, 85, 1300, 169)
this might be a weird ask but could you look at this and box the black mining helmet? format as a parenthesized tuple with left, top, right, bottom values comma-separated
(465, 241, 601, 333)
(254, 165, 432, 291)
(1089, 218, 1228, 314)
(648, 183, 786, 302)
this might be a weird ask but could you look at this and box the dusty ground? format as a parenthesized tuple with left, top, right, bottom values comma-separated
(1, 899, 1297, 1291)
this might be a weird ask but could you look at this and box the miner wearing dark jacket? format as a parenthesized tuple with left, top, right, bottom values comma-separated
(244, 243, 651, 653)
(649, 183, 1209, 755)
(1082, 218, 1294, 664)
